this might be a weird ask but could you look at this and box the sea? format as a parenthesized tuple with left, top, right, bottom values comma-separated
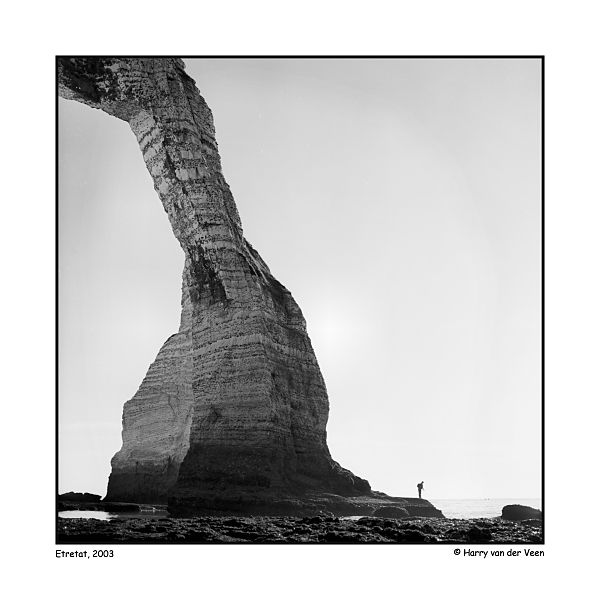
(430, 498, 542, 519)
(58, 498, 541, 521)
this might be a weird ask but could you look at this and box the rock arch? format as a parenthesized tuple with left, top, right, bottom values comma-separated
(58, 57, 373, 514)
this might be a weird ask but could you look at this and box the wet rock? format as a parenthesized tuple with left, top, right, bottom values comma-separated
(419, 522, 437, 534)
(100, 502, 141, 513)
(304, 516, 324, 524)
(57, 514, 544, 544)
(466, 525, 493, 542)
(521, 519, 543, 527)
(444, 528, 465, 540)
(390, 529, 430, 543)
(372, 506, 410, 518)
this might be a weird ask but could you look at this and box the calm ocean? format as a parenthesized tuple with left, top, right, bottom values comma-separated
(431, 498, 542, 519)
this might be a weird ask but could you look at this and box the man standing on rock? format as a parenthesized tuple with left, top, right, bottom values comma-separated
(417, 481, 424, 499)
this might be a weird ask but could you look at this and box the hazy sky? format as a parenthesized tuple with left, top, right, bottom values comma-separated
(59, 58, 541, 500)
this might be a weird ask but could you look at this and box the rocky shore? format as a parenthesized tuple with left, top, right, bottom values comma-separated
(58, 491, 444, 519)
(57, 499, 165, 513)
(57, 514, 542, 544)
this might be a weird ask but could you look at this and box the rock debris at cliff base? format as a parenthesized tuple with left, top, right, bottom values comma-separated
(57, 515, 543, 544)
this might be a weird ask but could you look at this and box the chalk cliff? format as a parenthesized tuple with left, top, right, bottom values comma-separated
(58, 58, 440, 517)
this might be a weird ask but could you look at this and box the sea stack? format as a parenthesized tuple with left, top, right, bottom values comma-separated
(58, 58, 441, 518)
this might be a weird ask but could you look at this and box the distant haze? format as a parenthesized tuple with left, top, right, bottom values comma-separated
(58, 58, 541, 500)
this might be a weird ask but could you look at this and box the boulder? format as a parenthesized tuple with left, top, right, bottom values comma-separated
(58, 492, 101, 503)
(501, 504, 542, 521)
(466, 525, 493, 542)
(372, 506, 410, 518)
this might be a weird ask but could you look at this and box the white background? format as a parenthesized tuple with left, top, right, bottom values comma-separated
(1, 0, 598, 597)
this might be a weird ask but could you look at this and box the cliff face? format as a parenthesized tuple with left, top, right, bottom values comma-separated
(106, 266, 195, 503)
(59, 58, 371, 513)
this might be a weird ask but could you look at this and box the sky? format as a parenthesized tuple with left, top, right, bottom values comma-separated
(58, 58, 541, 500)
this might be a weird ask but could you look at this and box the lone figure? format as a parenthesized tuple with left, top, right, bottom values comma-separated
(417, 481, 424, 499)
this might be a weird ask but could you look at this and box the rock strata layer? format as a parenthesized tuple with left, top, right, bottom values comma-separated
(58, 57, 432, 517)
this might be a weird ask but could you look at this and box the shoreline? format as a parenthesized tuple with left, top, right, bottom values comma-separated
(58, 492, 445, 519)
(57, 514, 543, 544)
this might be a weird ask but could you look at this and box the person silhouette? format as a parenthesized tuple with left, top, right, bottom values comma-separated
(417, 481, 424, 499)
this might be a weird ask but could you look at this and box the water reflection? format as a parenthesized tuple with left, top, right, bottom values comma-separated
(58, 510, 171, 520)
(58, 510, 112, 520)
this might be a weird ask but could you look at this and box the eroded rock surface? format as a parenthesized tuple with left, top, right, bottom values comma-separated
(58, 57, 431, 516)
